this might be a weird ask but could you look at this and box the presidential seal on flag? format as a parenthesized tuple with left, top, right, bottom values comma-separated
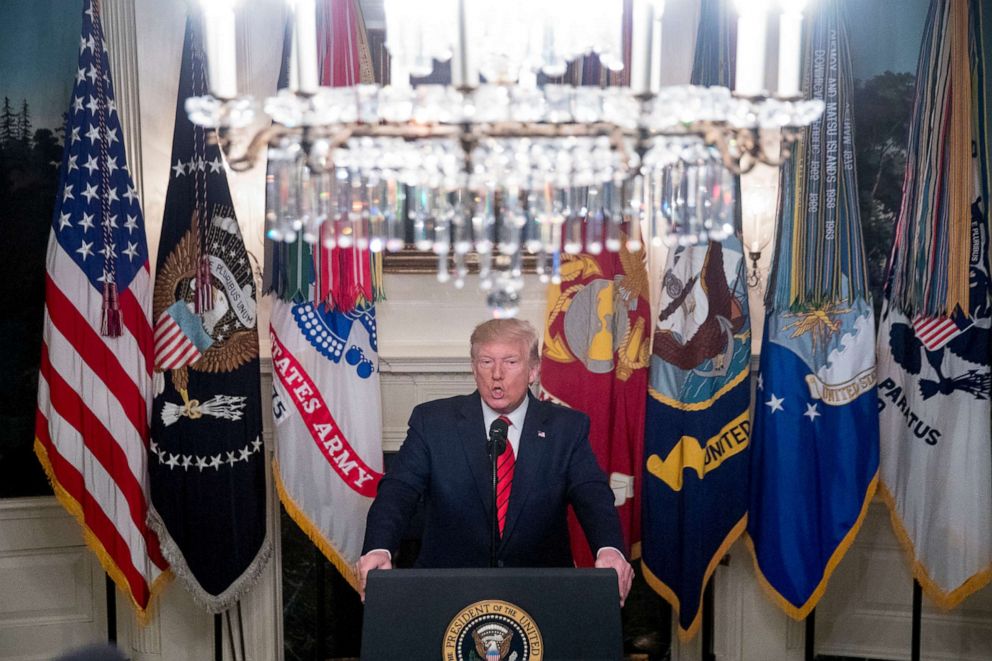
(152, 207, 258, 409)
(147, 13, 269, 613)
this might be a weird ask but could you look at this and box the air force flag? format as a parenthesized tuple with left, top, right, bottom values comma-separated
(747, 0, 879, 618)
(749, 299, 879, 616)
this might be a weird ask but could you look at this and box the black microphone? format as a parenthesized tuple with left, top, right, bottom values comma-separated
(488, 417, 508, 458)
(487, 417, 508, 568)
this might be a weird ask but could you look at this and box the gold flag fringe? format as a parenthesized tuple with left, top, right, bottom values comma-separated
(744, 473, 878, 621)
(642, 515, 747, 642)
(34, 439, 172, 626)
(877, 481, 992, 610)
(272, 458, 362, 593)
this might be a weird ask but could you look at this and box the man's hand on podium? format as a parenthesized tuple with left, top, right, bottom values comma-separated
(595, 548, 634, 607)
(357, 549, 392, 602)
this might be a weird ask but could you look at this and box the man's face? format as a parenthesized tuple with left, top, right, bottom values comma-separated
(472, 338, 539, 415)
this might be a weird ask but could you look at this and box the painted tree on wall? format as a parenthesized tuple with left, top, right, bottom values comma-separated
(853, 71, 917, 316)
(0, 95, 65, 498)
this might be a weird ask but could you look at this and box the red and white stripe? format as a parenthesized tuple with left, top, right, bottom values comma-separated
(912, 314, 969, 351)
(35, 239, 168, 613)
(154, 313, 202, 371)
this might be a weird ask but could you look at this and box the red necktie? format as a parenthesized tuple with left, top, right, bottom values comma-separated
(496, 415, 515, 537)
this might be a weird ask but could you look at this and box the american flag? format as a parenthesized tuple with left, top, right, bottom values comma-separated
(34, 0, 168, 617)
(912, 314, 975, 351)
(154, 301, 214, 370)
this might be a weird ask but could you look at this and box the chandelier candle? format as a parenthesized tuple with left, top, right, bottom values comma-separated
(202, 0, 238, 99)
(650, 1, 665, 94)
(631, 0, 663, 95)
(777, 1, 806, 98)
(291, 0, 319, 95)
(734, 0, 770, 97)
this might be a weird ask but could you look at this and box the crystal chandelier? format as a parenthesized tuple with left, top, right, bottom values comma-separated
(188, 0, 822, 316)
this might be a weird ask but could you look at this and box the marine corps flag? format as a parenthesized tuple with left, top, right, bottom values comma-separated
(747, 0, 879, 619)
(876, 0, 992, 608)
(640, 0, 751, 639)
(148, 14, 269, 611)
(270, 0, 384, 590)
(540, 236, 651, 566)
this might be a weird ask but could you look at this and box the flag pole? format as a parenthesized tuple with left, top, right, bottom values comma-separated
(105, 575, 117, 643)
(316, 545, 327, 661)
(911, 580, 922, 661)
(702, 577, 715, 661)
(214, 613, 223, 661)
(804, 609, 815, 661)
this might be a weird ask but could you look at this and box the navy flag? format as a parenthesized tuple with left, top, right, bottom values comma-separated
(147, 14, 269, 611)
(640, 0, 752, 640)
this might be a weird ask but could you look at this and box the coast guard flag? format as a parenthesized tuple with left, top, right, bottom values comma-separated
(640, 0, 752, 639)
(148, 14, 269, 612)
(876, 0, 992, 609)
(540, 237, 651, 566)
(34, 0, 168, 619)
(270, 0, 384, 590)
(747, 0, 879, 619)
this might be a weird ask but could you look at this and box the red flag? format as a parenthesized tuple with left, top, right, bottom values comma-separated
(540, 239, 651, 565)
(34, 0, 167, 618)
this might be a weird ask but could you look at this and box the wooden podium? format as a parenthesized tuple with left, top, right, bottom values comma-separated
(361, 568, 622, 660)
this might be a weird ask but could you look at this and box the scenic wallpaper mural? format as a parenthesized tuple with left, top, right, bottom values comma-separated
(0, 1, 80, 496)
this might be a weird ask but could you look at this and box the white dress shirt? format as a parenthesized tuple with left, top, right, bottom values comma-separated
(481, 397, 527, 457)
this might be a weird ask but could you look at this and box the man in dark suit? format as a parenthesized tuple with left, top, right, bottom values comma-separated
(357, 318, 634, 604)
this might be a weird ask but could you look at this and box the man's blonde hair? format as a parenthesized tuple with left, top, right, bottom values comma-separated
(470, 318, 540, 365)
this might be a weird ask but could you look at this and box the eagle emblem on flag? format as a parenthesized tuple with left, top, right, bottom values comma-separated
(152, 206, 258, 422)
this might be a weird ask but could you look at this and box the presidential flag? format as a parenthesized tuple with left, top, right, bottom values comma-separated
(640, 0, 751, 639)
(747, 0, 879, 619)
(876, 0, 992, 609)
(34, 0, 168, 619)
(147, 14, 269, 612)
(540, 236, 651, 567)
(270, 0, 384, 590)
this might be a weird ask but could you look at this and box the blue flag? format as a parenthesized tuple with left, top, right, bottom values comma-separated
(747, 0, 879, 618)
(641, 0, 752, 639)
(641, 242, 751, 638)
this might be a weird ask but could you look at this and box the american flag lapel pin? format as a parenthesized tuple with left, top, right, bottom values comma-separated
(537, 431, 546, 438)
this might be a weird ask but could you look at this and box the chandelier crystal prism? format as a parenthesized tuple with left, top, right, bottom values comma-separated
(188, 0, 823, 316)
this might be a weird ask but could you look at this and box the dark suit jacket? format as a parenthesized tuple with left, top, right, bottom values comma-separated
(363, 391, 624, 567)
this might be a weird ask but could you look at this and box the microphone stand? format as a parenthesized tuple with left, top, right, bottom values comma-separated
(489, 436, 499, 568)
